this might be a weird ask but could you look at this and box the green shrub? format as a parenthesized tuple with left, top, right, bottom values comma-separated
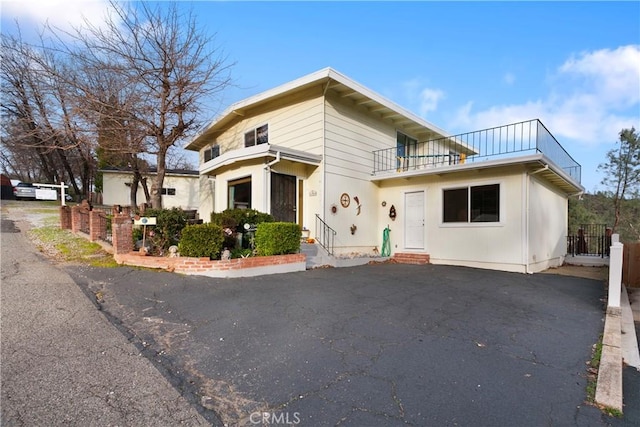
(211, 208, 274, 230)
(255, 222, 301, 256)
(178, 223, 224, 259)
(143, 208, 188, 254)
(211, 208, 275, 249)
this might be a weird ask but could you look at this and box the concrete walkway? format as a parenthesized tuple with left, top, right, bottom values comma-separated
(0, 215, 210, 426)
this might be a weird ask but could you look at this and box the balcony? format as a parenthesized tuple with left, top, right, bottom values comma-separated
(372, 119, 581, 185)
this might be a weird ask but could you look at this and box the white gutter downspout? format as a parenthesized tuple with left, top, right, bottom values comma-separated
(524, 173, 530, 274)
(524, 165, 548, 274)
(263, 151, 281, 212)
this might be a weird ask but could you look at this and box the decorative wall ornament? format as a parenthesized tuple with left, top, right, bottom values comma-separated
(389, 205, 397, 221)
(331, 204, 338, 214)
(354, 195, 362, 216)
(340, 193, 350, 208)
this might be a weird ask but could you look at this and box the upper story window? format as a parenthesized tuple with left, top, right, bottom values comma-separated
(245, 124, 269, 147)
(443, 184, 500, 223)
(204, 145, 221, 162)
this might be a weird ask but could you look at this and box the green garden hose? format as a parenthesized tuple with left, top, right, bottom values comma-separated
(381, 226, 391, 257)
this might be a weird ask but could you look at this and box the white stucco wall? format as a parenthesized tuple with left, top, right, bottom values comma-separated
(102, 172, 199, 210)
(526, 175, 568, 272)
(377, 168, 528, 272)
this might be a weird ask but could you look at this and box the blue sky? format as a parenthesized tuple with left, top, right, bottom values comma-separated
(2, 1, 639, 193)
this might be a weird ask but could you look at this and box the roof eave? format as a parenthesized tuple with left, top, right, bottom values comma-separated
(185, 67, 457, 152)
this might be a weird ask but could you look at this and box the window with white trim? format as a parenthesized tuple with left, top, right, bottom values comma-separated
(245, 124, 268, 147)
(160, 188, 176, 196)
(443, 184, 500, 223)
(204, 145, 220, 162)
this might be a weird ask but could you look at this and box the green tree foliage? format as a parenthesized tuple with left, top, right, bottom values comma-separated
(568, 192, 640, 242)
(597, 127, 640, 232)
(142, 208, 188, 254)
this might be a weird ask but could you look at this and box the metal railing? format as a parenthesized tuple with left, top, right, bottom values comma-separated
(315, 214, 336, 256)
(373, 119, 581, 184)
(567, 224, 611, 258)
(103, 214, 112, 243)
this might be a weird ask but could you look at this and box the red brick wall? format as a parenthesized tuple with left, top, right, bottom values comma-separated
(111, 214, 133, 254)
(60, 206, 72, 230)
(89, 210, 106, 242)
(392, 253, 430, 265)
(114, 252, 306, 275)
(71, 206, 81, 233)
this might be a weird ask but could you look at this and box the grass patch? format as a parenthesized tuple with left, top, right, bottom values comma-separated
(585, 335, 623, 418)
(586, 334, 603, 403)
(29, 226, 118, 268)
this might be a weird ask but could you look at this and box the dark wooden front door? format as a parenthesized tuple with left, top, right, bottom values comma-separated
(271, 173, 296, 223)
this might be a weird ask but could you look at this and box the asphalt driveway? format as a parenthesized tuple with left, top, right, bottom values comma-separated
(65, 262, 623, 426)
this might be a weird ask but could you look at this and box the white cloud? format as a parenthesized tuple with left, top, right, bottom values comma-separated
(400, 78, 445, 117)
(418, 88, 445, 116)
(450, 45, 640, 147)
(559, 45, 640, 108)
(1, 0, 112, 34)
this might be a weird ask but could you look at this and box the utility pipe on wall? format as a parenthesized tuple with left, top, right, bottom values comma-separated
(263, 151, 281, 212)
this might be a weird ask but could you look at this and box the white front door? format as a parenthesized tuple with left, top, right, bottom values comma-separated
(405, 190, 425, 249)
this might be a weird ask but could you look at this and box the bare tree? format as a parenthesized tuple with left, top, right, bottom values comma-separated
(598, 127, 640, 232)
(1, 31, 94, 196)
(58, 1, 232, 208)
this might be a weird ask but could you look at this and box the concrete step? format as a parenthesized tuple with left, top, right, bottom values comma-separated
(302, 243, 390, 269)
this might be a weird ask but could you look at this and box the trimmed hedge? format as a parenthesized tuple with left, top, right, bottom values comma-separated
(178, 223, 224, 259)
(255, 222, 301, 256)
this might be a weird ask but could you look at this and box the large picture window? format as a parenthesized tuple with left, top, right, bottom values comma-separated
(228, 177, 251, 209)
(443, 184, 500, 223)
(245, 124, 269, 147)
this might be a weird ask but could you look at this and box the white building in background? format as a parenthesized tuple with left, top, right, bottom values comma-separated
(185, 67, 583, 273)
(100, 168, 199, 211)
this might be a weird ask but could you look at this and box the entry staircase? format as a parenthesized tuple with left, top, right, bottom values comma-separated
(300, 241, 391, 269)
(304, 214, 429, 269)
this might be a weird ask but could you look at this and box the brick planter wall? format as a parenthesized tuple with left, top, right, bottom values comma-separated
(114, 252, 306, 278)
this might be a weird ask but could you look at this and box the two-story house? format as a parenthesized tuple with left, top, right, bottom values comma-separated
(185, 68, 583, 273)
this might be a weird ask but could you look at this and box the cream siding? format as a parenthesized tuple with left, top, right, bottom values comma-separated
(199, 89, 325, 161)
(320, 94, 398, 254)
